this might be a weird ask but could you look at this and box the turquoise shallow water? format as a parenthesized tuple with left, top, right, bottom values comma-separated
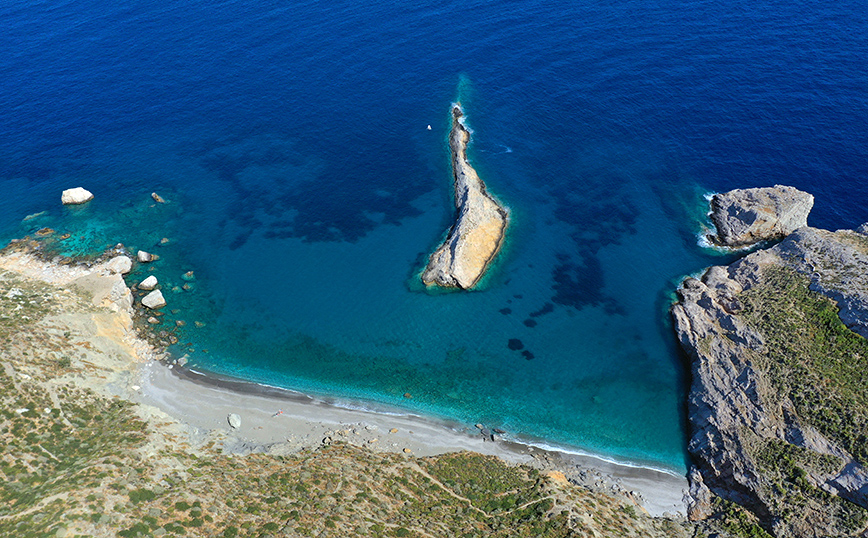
(0, 120, 719, 471)
(2, 0, 867, 472)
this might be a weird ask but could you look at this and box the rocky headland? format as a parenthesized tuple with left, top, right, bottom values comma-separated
(674, 185, 868, 537)
(422, 105, 508, 289)
(707, 185, 814, 248)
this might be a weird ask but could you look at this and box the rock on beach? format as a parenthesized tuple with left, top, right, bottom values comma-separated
(227, 413, 241, 429)
(61, 187, 94, 205)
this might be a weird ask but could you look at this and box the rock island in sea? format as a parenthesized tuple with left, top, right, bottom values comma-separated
(422, 104, 508, 289)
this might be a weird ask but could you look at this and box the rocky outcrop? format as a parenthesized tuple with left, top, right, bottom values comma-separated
(674, 224, 868, 536)
(61, 187, 94, 205)
(421, 105, 508, 289)
(708, 185, 813, 247)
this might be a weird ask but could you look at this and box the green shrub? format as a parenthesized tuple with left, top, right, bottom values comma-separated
(128, 488, 156, 504)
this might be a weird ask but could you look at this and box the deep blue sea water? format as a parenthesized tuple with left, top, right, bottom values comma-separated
(2, 0, 867, 472)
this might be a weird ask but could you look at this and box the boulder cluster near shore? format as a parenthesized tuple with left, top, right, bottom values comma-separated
(422, 105, 508, 289)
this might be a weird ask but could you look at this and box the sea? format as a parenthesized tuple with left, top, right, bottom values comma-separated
(1, 0, 866, 474)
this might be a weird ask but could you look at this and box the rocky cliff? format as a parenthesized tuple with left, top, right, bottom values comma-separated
(708, 185, 814, 247)
(422, 105, 508, 289)
(674, 219, 868, 536)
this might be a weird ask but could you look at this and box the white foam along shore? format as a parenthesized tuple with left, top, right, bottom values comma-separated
(0, 245, 688, 518)
(132, 361, 688, 517)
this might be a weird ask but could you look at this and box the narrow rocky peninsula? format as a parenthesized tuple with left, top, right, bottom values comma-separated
(674, 189, 868, 537)
(422, 105, 508, 289)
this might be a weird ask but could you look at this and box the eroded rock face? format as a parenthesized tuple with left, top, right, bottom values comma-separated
(708, 185, 813, 247)
(674, 226, 868, 536)
(421, 105, 508, 289)
(61, 187, 94, 205)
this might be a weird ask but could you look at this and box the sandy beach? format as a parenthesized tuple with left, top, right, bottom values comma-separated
(1, 245, 688, 518)
(130, 355, 688, 517)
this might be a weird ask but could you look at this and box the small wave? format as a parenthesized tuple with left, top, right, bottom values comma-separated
(478, 144, 513, 154)
(696, 227, 762, 254)
(695, 227, 716, 250)
(329, 399, 419, 418)
(519, 439, 684, 477)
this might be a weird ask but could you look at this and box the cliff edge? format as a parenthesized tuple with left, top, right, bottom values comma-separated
(422, 105, 508, 289)
(674, 214, 868, 536)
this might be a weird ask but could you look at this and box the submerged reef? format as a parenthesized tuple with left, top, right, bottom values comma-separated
(422, 104, 508, 289)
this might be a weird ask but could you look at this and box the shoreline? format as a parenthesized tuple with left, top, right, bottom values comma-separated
(0, 243, 688, 518)
(133, 359, 688, 516)
(170, 360, 686, 477)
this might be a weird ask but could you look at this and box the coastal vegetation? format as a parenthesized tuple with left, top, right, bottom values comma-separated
(741, 266, 868, 468)
(673, 193, 868, 538)
(677, 261, 868, 537)
(0, 258, 690, 537)
(732, 265, 868, 534)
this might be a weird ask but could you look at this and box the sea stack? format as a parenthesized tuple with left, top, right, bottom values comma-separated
(421, 105, 508, 289)
(707, 185, 813, 247)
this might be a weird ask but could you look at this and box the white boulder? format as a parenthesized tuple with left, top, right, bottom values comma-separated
(141, 290, 166, 309)
(105, 256, 132, 275)
(228, 413, 241, 429)
(138, 275, 158, 291)
(61, 187, 94, 205)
